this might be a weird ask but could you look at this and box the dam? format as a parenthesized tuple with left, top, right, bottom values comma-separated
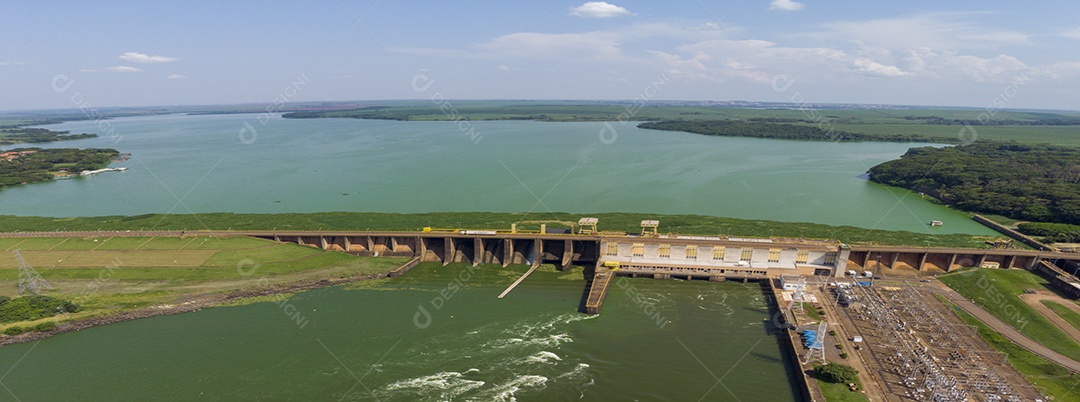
(5, 223, 1079, 314)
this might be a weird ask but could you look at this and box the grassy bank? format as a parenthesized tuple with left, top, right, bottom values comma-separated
(0, 211, 1003, 248)
(948, 303, 1080, 400)
(939, 268, 1080, 362)
(817, 380, 869, 402)
(0, 235, 407, 335)
(1044, 300, 1080, 332)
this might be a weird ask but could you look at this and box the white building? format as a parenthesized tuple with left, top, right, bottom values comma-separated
(598, 236, 850, 279)
(781, 275, 807, 291)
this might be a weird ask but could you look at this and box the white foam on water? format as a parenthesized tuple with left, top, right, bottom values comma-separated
(695, 291, 736, 315)
(483, 332, 574, 351)
(471, 375, 548, 402)
(556, 363, 591, 379)
(523, 351, 563, 365)
(383, 371, 486, 400)
(511, 313, 596, 338)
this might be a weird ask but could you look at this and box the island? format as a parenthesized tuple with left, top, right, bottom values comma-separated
(0, 148, 122, 187)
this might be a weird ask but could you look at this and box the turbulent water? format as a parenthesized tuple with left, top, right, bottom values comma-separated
(3, 113, 994, 235)
(0, 264, 798, 401)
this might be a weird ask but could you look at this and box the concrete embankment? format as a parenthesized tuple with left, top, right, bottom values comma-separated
(972, 214, 1051, 251)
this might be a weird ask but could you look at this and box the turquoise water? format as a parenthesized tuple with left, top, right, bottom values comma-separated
(1, 113, 993, 235)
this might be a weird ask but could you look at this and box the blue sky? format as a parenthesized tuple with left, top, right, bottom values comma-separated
(2, 0, 1080, 110)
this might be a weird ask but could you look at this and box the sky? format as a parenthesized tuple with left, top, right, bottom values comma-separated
(2, 0, 1080, 111)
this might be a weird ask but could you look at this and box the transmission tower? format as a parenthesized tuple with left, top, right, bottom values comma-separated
(14, 250, 53, 295)
(804, 321, 828, 365)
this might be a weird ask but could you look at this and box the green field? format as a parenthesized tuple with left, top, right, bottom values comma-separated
(0, 211, 1006, 248)
(817, 380, 869, 402)
(948, 303, 1080, 401)
(1044, 300, 1080, 332)
(0, 235, 409, 332)
(939, 268, 1080, 362)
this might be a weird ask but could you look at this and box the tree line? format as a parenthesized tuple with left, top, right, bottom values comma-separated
(869, 142, 1080, 225)
(637, 120, 958, 143)
(0, 127, 97, 146)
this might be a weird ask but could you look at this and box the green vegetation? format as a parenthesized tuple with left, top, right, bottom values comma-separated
(949, 303, 1080, 400)
(279, 101, 1080, 146)
(0, 147, 120, 187)
(1043, 300, 1080, 332)
(803, 303, 821, 320)
(0, 235, 409, 336)
(817, 380, 869, 402)
(0, 295, 79, 323)
(0, 127, 96, 146)
(1018, 222, 1080, 243)
(2, 321, 59, 336)
(0, 211, 1006, 248)
(939, 268, 1080, 361)
(638, 120, 957, 143)
(869, 142, 1080, 225)
(814, 363, 859, 384)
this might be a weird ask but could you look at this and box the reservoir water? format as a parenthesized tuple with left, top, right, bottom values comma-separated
(3, 113, 993, 235)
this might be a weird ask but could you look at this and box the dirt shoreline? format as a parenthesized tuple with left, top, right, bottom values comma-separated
(0, 271, 390, 348)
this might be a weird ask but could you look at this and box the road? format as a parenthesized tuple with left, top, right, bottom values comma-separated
(1020, 291, 1080, 346)
(927, 281, 1080, 373)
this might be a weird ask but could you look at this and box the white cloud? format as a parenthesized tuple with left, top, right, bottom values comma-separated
(119, 52, 179, 63)
(1065, 27, 1080, 40)
(0, 61, 25, 66)
(569, 2, 632, 18)
(498, 65, 512, 71)
(852, 58, 907, 77)
(813, 13, 1031, 51)
(106, 66, 144, 73)
(478, 31, 624, 60)
(166, 74, 187, 79)
(770, 0, 805, 11)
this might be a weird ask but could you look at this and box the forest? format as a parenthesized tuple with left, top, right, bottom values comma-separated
(868, 142, 1080, 225)
(637, 120, 958, 143)
(0, 148, 119, 187)
(0, 127, 97, 145)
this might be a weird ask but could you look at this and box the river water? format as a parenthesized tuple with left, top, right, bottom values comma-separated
(0, 264, 797, 401)
(3, 113, 993, 235)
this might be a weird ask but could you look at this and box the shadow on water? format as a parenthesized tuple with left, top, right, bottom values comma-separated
(758, 281, 807, 401)
(577, 264, 597, 313)
(752, 351, 784, 364)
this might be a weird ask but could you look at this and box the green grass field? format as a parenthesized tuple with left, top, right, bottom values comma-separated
(1043, 300, 1080, 332)
(0, 211, 1004, 248)
(0, 235, 409, 331)
(939, 268, 1080, 362)
(949, 304, 1080, 401)
(817, 380, 869, 402)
